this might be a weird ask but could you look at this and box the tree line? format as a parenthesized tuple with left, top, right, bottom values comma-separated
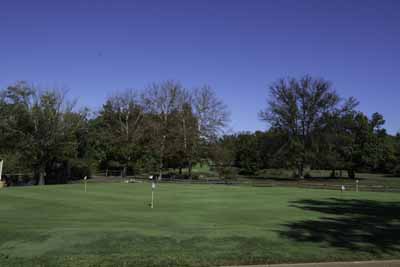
(221, 76, 400, 178)
(0, 80, 229, 184)
(1, 76, 399, 185)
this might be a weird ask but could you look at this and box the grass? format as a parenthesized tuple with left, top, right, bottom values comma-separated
(1, 182, 400, 266)
(176, 163, 217, 178)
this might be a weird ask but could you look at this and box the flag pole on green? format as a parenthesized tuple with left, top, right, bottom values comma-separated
(151, 182, 155, 209)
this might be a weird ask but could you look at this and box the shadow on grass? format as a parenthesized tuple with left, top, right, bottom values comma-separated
(279, 198, 400, 254)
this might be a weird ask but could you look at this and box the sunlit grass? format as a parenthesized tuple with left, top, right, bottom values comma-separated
(0, 183, 399, 266)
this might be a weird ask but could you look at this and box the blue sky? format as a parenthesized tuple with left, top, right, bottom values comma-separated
(1, 0, 399, 133)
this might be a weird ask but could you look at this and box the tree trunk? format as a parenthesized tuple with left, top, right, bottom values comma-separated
(66, 161, 71, 180)
(38, 172, 45, 185)
(122, 165, 127, 178)
(159, 152, 163, 181)
(348, 169, 356, 179)
(159, 164, 162, 181)
(159, 134, 166, 181)
(188, 160, 193, 180)
(330, 169, 336, 178)
(182, 116, 191, 180)
(298, 163, 304, 179)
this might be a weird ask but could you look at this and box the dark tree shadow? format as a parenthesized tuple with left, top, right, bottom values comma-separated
(278, 198, 400, 254)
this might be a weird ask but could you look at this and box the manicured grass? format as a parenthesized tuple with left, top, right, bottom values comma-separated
(0, 183, 400, 267)
(178, 163, 217, 177)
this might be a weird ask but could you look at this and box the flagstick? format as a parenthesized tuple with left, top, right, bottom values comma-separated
(0, 160, 4, 188)
(151, 182, 155, 209)
(0, 160, 3, 182)
(84, 176, 87, 193)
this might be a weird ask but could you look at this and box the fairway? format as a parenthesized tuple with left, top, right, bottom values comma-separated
(1, 183, 400, 267)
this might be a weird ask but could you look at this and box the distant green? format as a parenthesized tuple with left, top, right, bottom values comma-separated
(1, 182, 399, 267)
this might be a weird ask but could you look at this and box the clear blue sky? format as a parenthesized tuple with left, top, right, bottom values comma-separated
(1, 0, 399, 133)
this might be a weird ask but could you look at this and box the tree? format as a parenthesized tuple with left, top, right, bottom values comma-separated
(260, 75, 340, 178)
(0, 82, 34, 156)
(193, 85, 230, 142)
(0, 82, 85, 184)
(143, 81, 182, 180)
(369, 112, 387, 171)
(211, 135, 237, 179)
(317, 97, 360, 178)
(394, 134, 400, 176)
(99, 90, 144, 177)
(323, 109, 387, 179)
(232, 132, 259, 175)
(175, 89, 199, 176)
(193, 85, 230, 170)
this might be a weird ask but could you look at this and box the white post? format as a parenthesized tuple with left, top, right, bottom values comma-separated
(151, 182, 155, 209)
(84, 176, 87, 192)
(0, 160, 3, 181)
(356, 180, 359, 192)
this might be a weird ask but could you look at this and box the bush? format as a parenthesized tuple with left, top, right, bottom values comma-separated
(216, 166, 239, 179)
(348, 169, 356, 179)
(70, 159, 91, 180)
(255, 169, 292, 178)
(304, 172, 312, 179)
(393, 165, 400, 177)
(238, 168, 256, 176)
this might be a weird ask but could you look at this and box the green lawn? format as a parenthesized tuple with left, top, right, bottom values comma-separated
(0, 183, 400, 267)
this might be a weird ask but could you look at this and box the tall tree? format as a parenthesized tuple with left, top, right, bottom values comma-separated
(0, 82, 85, 184)
(260, 75, 340, 178)
(193, 85, 230, 167)
(0, 82, 34, 174)
(175, 89, 199, 176)
(318, 97, 361, 178)
(193, 85, 229, 141)
(99, 90, 144, 177)
(143, 81, 182, 180)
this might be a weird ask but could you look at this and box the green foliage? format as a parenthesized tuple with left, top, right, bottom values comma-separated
(259, 75, 341, 177)
(257, 76, 400, 177)
(69, 159, 91, 179)
(215, 166, 239, 179)
(393, 165, 400, 176)
(2, 77, 400, 184)
(0, 82, 90, 184)
(255, 168, 293, 178)
(0, 152, 28, 174)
